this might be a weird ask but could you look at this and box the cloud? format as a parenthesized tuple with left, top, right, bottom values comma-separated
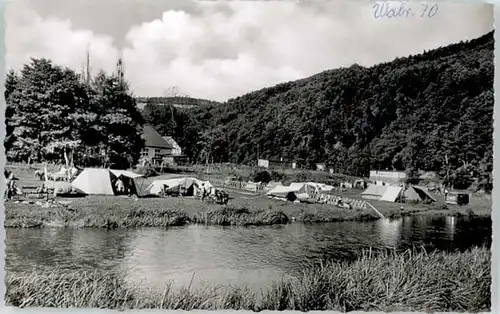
(6, 1, 493, 102)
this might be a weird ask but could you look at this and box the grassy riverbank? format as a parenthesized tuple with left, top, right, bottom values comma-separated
(5, 191, 490, 228)
(5, 195, 383, 228)
(6, 247, 490, 311)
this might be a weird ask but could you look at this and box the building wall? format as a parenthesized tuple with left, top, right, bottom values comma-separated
(171, 146, 182, 156)
(258, 159, 270, 168)
(369, 170, 407, 184)
(141, 147, 173, 159)
(269, 161, 293, 169)
(162, 137, 183, 156)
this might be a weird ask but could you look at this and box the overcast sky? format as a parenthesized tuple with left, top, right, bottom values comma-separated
(6, 0, 493, 102)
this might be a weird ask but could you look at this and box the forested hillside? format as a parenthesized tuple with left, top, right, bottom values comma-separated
(144, 31, 493, 189)
(136, 96, 221, 108)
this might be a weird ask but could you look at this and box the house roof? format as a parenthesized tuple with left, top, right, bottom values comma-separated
(142, 125, 173, 149)
(162, 136, 180, 148)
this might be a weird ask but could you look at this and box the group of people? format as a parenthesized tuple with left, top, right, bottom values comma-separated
(157, 182, 229, 205)
(202, 184, 229, 205)
(114, 177, 137, 196)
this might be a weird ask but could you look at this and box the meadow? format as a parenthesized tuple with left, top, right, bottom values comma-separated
(4, 163, 492, 229)
(5, 247, 491, 312)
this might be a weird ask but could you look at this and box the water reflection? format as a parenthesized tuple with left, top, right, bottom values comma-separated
(6, 216, 491, 292)
(377, 219, 402, 247)
(445, 216, 457, 241)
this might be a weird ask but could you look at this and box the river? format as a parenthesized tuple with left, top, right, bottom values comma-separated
(6, 215, 491, 292)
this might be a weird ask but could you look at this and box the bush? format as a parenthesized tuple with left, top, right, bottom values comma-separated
(271, 170, 286, 181)
(253, 171, 272, 183)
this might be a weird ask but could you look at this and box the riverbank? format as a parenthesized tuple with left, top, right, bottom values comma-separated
(4, 195, 381, 228)
(6, 247, 490, 311)
(5, 191, 491, 228)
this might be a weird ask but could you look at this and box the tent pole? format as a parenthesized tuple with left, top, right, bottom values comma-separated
(366, 202, 385, 219)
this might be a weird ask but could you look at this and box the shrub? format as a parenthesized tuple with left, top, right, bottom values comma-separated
(253, 171, 272, 183)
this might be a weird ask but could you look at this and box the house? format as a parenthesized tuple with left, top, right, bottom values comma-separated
(140, 125, 174, 166)
(258, 159, 270, 168)
(369, 170, 407, 185)
(162, 136, 182, 156)
(161, 136, 185, 165)
(258, 158, 297, 169)
(316, 163, 326, 171)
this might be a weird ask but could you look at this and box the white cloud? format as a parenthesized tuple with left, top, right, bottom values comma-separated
(6, 8, 119, 77)
(6, 1, 493, 102)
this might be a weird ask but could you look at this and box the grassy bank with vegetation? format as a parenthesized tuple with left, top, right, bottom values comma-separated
(6, 247, 490, 311)
(5, 191, 490, 229)
(4, 194, 383, 228)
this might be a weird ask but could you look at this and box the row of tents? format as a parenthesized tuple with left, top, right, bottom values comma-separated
(266, 182, 336, 202)
(265, 180, 436, 204)
(49, 168, 213, 197)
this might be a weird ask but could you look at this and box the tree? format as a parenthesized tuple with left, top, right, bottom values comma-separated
(4, 70, 20, 154)
(6, 58, 89, 163)
(89, 62, 144, 168)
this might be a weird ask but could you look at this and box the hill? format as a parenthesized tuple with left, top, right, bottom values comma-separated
(144, 31, 494, 189)
(136, 96, 221, 109)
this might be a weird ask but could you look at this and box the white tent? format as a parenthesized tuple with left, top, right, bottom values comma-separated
(264, 181, 283, 193)
(146, 177, 213, 196)
(71, 168, 144, 196)
(266, 185, 299, 200)
(361, 185, 388, 200)
(244, 181, 262, 192)
(380, 186, 403, 202)
(361, 184, 437, 203)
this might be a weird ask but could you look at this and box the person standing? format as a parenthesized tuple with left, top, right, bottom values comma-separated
(115, 178, 125, 194)
(201, 183, 207, 202)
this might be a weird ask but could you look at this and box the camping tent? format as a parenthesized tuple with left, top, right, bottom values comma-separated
(266, 185, 299, 201)
(403, 185, 436, 202)
(244, 181, 262, 192)
(361, 184, 436, 203)
(289, 182, 322, 195)
(361, 185, 388, 200)
(146, 177, 213, 196)
(380, 186, 403, 202)
(264, 181, 282, 193)
(268, 181, 334, 201)
(71, 168, 144, 196)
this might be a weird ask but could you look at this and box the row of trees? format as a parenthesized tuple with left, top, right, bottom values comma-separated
(5, 58, 144, 168)
(142, 31, 494, 190)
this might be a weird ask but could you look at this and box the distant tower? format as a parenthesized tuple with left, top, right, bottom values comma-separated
(81, 45, 92, 87)
(86, 48, 91, 85)
(116, 52, 125, 83)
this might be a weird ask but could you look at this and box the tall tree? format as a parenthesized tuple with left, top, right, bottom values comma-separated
(6, 58, 89, 164)
(89, 61, 144, 168)
(4, 70, 20, 154)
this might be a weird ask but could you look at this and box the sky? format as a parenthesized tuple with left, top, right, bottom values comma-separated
(6, 0, 494, 102)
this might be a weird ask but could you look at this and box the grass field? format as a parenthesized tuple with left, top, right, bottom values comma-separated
(5, 163, 492, 228)
(5, 247, 490, 312)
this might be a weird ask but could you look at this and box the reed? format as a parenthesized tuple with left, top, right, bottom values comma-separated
(6, 247, 490, 312)
(191, 206, 290, 226)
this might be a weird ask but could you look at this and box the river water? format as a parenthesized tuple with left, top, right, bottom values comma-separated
(6, 216, 491, 292)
